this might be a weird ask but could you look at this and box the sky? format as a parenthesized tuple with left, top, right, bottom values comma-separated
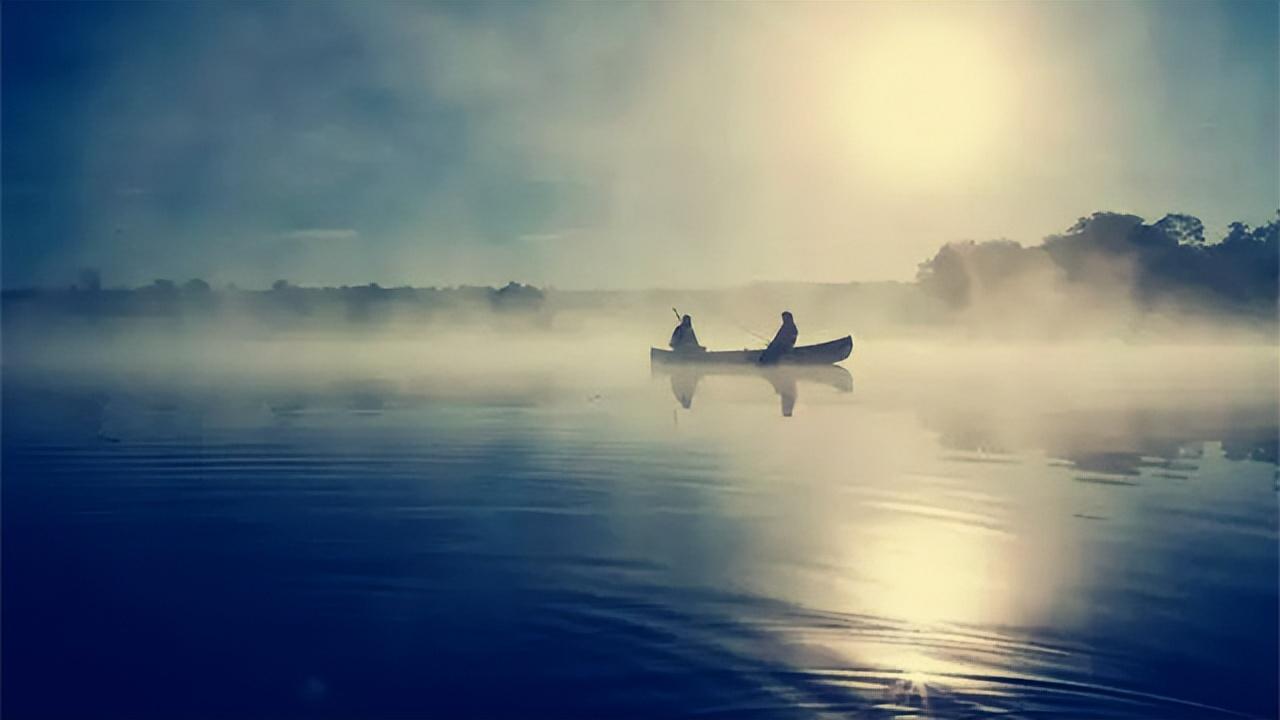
(2, 0, 1277, 290)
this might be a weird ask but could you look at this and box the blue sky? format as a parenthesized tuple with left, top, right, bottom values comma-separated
(3, 1, 1276, 289)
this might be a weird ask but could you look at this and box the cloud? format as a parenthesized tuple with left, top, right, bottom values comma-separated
(277, 229, 360, 242)
(517, 232, 566, 243)
(4, 1, 1276, 288)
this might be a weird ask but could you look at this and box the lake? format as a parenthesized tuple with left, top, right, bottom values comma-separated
(3, 338, 1277, 719)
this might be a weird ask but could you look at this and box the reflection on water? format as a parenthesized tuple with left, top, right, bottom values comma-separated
(657, 364, 854, 416)
(3, 347, 1277, 719)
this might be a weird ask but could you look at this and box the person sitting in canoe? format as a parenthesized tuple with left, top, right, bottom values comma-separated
(758, 311, 797, 365)
(669, 315, 705, 353)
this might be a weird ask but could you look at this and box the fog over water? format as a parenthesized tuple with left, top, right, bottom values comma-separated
(4, 0, 1278, 716)
(4, 309, 1276, 718)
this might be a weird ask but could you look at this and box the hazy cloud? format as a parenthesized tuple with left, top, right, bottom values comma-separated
(3, 1, 1276, 289)
(278, 229, 360, 242)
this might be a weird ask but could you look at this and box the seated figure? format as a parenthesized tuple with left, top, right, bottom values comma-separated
(669, 315, 705, 353)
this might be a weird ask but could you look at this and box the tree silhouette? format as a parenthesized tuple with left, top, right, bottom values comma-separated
(918, 210, 1278, 318)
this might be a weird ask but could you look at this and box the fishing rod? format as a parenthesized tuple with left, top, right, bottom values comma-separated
(672, 305, 769, 343)
(736, 324, 771, 343)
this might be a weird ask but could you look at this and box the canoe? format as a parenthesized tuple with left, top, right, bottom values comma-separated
(650, 335, 852, 365)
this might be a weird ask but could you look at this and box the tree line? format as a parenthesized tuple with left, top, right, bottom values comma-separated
(917, 211, 1278, 321)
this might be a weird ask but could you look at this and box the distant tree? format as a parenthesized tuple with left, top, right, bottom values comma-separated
(920, 210, 1278, 320)
(183, 278, 211, 294)
(1203, 214, 1279, 306)
(916, 240, 1053, 310)
(132, 278, 181, 316)
(1045, 213, 1149, 280)
(1153, 214, 1206, 246)
(1222, 221, 1252, 246)
(916, 242, 973, 307)
(1256, 212, 1279, 245)
(1220, 215, 1277, 248)
(272, 279, 292, 292)
(490, 281, 546, 312)
(342, 283, 390, 324)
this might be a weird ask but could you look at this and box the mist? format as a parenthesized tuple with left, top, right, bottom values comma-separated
(7, 202, 1275, 376)
(5, 1, 1277, 289)
(5, 4, 1279, 718)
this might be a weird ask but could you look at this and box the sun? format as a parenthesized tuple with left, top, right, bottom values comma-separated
(838, 15, 1016, 187)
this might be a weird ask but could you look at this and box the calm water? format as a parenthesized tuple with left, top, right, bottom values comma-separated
(3, 342, 1277, 719)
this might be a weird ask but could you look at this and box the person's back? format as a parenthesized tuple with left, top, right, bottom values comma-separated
(669, 315, 704, 353)
(758, 311, 797, 364)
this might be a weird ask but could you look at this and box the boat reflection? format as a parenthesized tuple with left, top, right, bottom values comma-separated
(655, 363, 853, 416)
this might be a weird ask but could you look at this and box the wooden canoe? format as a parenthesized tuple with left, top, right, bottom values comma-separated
(650, 335, 852, 365)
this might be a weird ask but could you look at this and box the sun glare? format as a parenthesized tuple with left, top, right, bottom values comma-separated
(840, 16, 1015, 187)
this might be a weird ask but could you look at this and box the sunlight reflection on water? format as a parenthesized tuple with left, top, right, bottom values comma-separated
(3, 343, 1277, 718)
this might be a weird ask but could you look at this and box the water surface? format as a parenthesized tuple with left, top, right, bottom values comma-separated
(4, 342, 1276, 718)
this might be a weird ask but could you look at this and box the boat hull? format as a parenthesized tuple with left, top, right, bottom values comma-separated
(650, 335, 852, 365)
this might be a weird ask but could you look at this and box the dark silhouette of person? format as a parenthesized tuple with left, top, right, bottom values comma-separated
(669, 315, 705, 353)
(758, 311, 797, 364)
